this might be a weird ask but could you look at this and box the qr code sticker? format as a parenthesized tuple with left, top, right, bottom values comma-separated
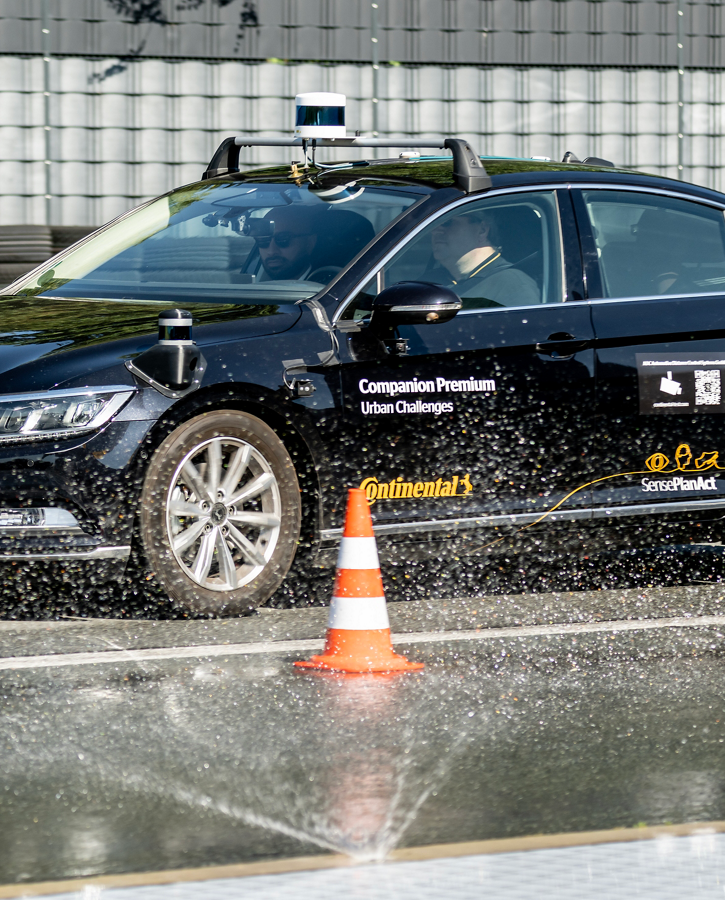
(695, 369, 722, 406)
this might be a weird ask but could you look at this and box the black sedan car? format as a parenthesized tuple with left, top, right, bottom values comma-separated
(3, 140, 725, 615)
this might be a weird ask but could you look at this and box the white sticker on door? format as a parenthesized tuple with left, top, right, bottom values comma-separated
(637, 353, 725, 415)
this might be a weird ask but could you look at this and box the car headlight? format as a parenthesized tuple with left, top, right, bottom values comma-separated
(0, 386, 136, 444)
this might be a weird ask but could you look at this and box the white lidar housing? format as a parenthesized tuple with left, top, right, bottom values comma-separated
(294, 92, 346, 139)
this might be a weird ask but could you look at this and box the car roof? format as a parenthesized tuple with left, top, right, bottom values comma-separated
(223, 157, 725, 206)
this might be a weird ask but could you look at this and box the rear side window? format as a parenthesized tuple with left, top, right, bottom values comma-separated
(583, 190, 725, 299)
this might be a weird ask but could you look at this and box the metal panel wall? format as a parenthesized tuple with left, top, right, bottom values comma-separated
(2, 56, 719, 227)
(0, 0, 721, 67)
(0, 0, 723, 226)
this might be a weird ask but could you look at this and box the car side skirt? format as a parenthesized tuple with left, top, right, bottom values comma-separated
(320, 497, 725, 541)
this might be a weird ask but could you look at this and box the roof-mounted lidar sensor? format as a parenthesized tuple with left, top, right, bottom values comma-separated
(294, 92, 346, 139)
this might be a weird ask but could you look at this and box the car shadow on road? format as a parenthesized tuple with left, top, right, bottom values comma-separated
(1, 544, 724, 620)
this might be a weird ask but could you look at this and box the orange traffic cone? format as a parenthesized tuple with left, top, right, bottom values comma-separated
(295, 488, 424, 673)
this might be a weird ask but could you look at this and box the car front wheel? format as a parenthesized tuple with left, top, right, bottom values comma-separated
(139, 410, 301, 615)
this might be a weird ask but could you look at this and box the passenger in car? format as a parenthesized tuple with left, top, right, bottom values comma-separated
(430, 210, 539, 308)
(256, 206, 318, 280)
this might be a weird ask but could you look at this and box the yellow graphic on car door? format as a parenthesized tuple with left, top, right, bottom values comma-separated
(474, 442, 723, 552)
(645, 443, 725, 473)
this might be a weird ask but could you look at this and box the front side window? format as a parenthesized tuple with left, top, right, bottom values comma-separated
(8, 181, 425, 306)
(583, 190, 725, 299)
(342, 190, 563, 320)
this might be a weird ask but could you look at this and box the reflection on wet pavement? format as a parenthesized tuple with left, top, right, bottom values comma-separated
(2, 610, 725, 886)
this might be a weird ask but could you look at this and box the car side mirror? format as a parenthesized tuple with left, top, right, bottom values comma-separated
(370, 281, 462, 328)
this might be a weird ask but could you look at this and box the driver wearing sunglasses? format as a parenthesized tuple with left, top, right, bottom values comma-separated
(256, 207, 318, 281)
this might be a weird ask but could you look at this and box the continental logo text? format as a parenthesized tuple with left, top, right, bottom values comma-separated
(360, 474, 473, 505)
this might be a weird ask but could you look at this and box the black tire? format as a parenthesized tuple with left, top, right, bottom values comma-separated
(139, 410, 301, 615)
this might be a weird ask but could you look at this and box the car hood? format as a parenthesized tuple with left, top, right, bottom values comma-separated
(0, 294, 301, 377)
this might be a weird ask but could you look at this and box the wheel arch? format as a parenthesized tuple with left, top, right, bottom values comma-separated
(132, 382, 325, 558)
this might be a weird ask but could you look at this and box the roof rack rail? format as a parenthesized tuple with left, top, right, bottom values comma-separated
(202, 136, 492, 194)
(562, 150, 615, 167)
(444, 138, 492, 192)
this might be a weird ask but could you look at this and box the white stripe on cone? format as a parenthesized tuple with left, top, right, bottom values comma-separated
(327, 595, 390, 630)
(336, 536, 380, 570)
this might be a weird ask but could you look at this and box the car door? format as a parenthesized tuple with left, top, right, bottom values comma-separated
(330, 188, 598, 540)
(576, 186, 725, 518)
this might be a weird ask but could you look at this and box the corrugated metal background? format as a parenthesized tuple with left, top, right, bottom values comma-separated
(1, 0, 722, 67)
(0, 0, 722, 226)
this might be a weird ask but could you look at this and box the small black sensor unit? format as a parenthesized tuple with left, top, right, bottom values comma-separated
(126, 309, 206, 398)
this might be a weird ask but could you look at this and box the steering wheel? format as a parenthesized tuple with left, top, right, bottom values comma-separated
(307, 265, 342, 283)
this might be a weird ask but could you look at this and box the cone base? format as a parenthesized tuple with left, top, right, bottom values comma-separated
(295, 654, 424, 673)
(294, 627, 424, 673)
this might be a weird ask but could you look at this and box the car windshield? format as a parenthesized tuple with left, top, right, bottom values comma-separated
(8, 180, 426, 305)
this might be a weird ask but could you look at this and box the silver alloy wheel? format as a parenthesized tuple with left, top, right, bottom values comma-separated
(166, 436, 282, 592)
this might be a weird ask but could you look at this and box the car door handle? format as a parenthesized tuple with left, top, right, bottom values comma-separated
(535, 332, 591, 359)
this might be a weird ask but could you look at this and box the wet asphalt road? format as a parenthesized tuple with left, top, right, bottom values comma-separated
(3, 584, 725, 886)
